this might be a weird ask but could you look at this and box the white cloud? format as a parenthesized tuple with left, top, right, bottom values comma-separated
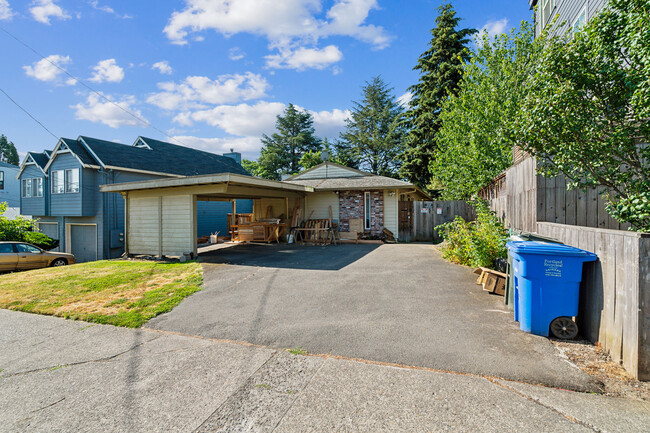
(147, 72, 270, 111)
(89, 59, 124, 83)
(0, 0, 13, 20)
(23, 54, 71, 82)
(265, 45, 343, 70)
(481, 18, 508, 38)
(72, 93, 147, 128)
(180, 101, 285, 136)
(163, 0, 390, 70)
(309, 108, 350, 138)
(229, 47, 245, 61)
(397, 91, 412, 107)
(171, 135, 263, 157)
(152, 60, 173, 75)
(30, 0, 70, 24)
(89, 0, 132, 19)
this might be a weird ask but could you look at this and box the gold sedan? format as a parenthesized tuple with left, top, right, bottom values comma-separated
(0, 242, 76, 272)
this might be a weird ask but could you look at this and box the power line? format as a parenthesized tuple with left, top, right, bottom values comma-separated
(0, 25, 188, 147)
(0, 86, 60, 140)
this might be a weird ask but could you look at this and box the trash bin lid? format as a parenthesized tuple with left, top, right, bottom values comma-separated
(506, 241, 597, 259)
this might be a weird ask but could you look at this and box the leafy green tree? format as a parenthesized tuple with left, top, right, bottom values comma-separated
(0, 134, 19, 166)
(433, 21, 542, 199)
(257, 104, 322, 180)
(400, 3, 476, 188)
(339, 76, 405, 177)
(516, 0, 650, 231)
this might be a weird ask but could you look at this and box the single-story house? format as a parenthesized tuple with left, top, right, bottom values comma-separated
(100, 161, 429, 258)
(284, 162, 430, 237)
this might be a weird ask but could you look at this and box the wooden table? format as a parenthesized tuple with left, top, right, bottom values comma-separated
(231, 223, 286, 243)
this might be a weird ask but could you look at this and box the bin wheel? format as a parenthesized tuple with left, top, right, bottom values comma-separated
(550, 317, 578, 340)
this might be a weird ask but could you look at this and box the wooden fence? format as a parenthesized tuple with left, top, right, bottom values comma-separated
(538, 222, 650, 380)
(480, 157, 630, 232)
(409, 200, 475, 242)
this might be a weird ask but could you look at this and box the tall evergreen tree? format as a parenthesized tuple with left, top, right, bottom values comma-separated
(400, 3, 476, 188)
(257, 104, 322, 180)
(0, 134, 19, 166)
(339, 76, 405, 177)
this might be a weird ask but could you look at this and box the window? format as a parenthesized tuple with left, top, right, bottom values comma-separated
(364, 191, 371, 230)
(572, 7, 587, 33)
(65, 169, 79, 193)
(21, 178, 43, 198)
(16, 243, 41, 253)
(52, 170, 65, 194)
(52, 169, 79, 194)
(0, 171, 3, 190)
(541, 0, 556, 26)
(0, 243, 14, 253)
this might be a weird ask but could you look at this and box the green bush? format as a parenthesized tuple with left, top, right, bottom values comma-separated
(0, 202, 57, 250)
(437, 200, 508, 268)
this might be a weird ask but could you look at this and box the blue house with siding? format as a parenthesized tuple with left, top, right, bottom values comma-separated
(0, 161, 21, 214)
(18, 136, 251, 262)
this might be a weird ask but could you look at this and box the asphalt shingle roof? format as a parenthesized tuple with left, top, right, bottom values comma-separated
(284, 176, 414, 190)
(78, 136, 249, 177)
(27, 152, 49, 170)
(0, 161, 19, 169)
(61, 138, 97, 166)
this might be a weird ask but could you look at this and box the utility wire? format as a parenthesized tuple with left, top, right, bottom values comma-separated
(0, 25, 187, 147)
(0, 86, 60, 140)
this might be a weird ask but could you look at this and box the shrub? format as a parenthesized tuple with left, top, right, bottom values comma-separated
(437, 200, 507, 268)
(0, 202, 56, 249)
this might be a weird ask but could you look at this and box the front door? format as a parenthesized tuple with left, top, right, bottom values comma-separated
(0, 243, 18, 272)
(15, 243, 47, 270)
(398, 201, 413, 241)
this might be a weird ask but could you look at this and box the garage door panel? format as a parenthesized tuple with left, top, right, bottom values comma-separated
(69, 225, 97, 263)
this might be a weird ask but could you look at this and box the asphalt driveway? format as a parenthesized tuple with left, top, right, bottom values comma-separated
(146, 243, 597, 391)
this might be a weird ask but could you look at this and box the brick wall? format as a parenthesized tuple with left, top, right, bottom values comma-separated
(339, 190, 384, 235)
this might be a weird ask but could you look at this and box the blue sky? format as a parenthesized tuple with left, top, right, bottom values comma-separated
(0, 0, 532, 162)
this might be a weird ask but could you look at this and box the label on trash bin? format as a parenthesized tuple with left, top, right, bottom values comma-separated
(544, 259, 563, 277)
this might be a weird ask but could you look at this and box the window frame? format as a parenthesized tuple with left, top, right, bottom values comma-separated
(364, 191, 372, 231)
(22, 177, 43, 198)
(0, 171, 4, 190)
(51, 170, 65, 194)
(572, 6, 587, 34)
(541, 0, 556, 26)
(65, 168, 79, 194)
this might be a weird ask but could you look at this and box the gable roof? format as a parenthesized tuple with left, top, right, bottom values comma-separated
(16, 151, 51, 178)
(284, 161, 431, 199)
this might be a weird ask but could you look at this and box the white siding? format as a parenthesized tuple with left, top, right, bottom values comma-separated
(128, 196, 159, 255)
(127, 193, 194, 257)
(294, 163, 361, 179)
(383, 189, 398, 238)
(305, 192, 339, 221)
(162, 195, 193, 256)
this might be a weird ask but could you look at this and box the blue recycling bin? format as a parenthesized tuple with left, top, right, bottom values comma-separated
(506, 241, 597, 338)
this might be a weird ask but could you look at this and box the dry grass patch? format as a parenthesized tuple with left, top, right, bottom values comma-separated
(0, 260, 203, 327)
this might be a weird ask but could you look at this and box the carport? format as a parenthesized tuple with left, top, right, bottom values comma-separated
(100, 173, 312, 258)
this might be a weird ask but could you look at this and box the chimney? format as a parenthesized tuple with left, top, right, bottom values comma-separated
(222, 151, 242, 165)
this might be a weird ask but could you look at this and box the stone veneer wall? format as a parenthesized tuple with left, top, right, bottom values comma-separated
(339, 190, 383, 234)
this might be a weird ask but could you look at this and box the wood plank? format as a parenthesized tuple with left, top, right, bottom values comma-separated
(587, 187, 598, 228)
(639, 238, 650, 380)
(611, 235, 626, 363)
(537, 172, 546, 225)
(555, 175, 566, 224)
(545, 175, 556, 223)
(596, 186, 608, 229)
(622, 236, 639, 376)
(600, 232, 618, 354)
(576, 187, 587, 227)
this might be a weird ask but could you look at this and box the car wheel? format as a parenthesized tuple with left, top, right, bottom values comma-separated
(51, 258, 68, 267)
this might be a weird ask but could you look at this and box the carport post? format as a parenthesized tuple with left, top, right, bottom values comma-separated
(231, 199, 236, 229)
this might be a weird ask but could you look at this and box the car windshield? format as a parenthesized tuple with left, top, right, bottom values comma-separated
(16, 244, 41, 253)
(0, 244, 14, 253)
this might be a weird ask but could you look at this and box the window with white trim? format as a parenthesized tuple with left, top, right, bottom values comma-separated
(0, 171, 3, 190)
(364, 191, 371, 231)
(572, 7, 587, 33)
(21, 178, 43, 198)
(541, 0, 556, 27)
(65, 169, 79, 193)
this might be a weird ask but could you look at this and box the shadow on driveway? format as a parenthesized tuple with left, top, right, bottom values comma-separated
(199, 243, 381, 271)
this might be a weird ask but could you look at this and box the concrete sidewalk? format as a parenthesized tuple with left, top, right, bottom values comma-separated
(1, 310, 649, 432)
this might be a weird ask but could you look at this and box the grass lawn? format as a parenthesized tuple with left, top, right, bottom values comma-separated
(0, 260, 203, 327)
